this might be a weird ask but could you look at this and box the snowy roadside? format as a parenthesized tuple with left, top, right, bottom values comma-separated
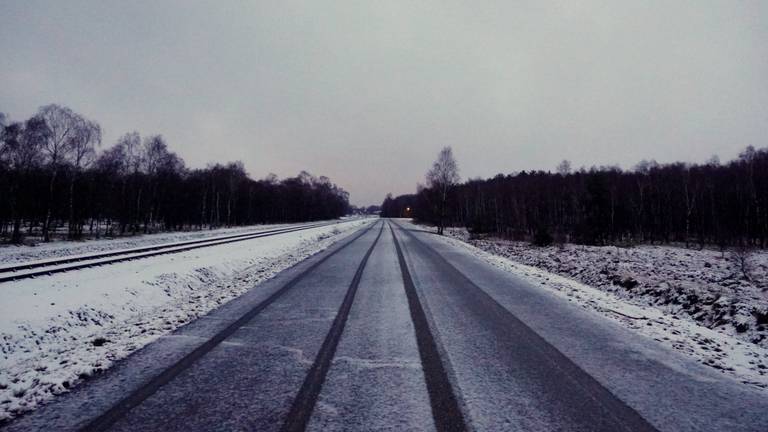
(0, 218, 373, 423)
(435, 226, 768, 391)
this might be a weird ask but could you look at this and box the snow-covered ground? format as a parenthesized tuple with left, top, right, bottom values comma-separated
(0, 218, 373, 423)
(441, 226, 768, 390)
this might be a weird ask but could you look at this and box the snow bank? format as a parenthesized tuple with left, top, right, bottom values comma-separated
(441, 227, 768, 391)
(0, 219, 372, 423)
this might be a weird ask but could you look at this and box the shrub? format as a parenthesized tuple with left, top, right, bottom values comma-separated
(532, 226, 553, 246)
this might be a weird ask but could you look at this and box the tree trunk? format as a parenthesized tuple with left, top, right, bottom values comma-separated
(68, 173, 77, 239)
(200, 189, 207, 230)
(134, 187, 142, 235)
(8, 179, 22, 244)
(43, 168, 58, 242)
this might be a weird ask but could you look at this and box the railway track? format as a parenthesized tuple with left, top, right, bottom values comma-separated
(0, 220, 354, 283)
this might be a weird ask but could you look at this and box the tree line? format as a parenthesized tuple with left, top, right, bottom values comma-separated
(383, 146, 768, 248)
(0, 105, 350, 243)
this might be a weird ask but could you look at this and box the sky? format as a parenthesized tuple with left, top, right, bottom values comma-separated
(1, 1, 767, 205)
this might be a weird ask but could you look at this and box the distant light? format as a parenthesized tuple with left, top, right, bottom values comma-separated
(406, 207, 411, 211)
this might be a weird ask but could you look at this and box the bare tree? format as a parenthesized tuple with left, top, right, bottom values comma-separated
(114, 132, 144, 233)
(225, 161, 246, 226)
(37, 104, 82, 241)
(141, 134, 168, 232)
(0, 120, 15, 166)
(426, 146, 460, 235)
(264, 173, 279, 184)
(118, 132, 144, 175)
(142, 135, 168, 176)
(2, 119, 42, 242)
(731, 245, 753, 283)
(681, 164, 698, 248)
(66, 116, 101, 238)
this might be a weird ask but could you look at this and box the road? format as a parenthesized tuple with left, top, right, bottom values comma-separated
(5, 219, 768, 431)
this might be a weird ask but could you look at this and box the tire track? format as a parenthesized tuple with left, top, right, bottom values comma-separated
(280, 222, 385, 432)
(390, 221, 469, 432)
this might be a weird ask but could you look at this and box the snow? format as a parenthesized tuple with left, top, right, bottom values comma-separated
(0, 218, 373, 423)
(440, 226, 768, 391)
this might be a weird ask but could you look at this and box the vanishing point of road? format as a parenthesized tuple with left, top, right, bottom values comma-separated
(5, 220, 768, 431)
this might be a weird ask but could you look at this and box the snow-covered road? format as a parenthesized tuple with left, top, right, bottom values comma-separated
(3, 219, 768, 431)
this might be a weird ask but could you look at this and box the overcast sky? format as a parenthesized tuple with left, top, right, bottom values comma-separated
(1, 1, 767, 205)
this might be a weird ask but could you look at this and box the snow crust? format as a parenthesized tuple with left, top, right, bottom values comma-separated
(0, 219, 372, 423)
(442, 227, 768, 391)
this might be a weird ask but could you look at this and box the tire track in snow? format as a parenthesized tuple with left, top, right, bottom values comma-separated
(390, 221, 469, 432)
(280, 221, 385, 432)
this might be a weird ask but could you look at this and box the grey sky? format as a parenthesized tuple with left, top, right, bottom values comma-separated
(1, 1, 767, 205)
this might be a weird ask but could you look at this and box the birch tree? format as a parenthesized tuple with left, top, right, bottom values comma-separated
(426, 146, 460, 235)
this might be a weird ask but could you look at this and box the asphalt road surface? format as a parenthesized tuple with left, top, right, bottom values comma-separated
(5, 220, 768, 431)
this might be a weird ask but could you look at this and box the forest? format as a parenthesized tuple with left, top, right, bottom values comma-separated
(382, 146, 768, 248)
(0, 105, 350, 243)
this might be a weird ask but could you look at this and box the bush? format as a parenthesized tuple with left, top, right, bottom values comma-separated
(532, 226, 553, 246)
(553, 229, 567, 249)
